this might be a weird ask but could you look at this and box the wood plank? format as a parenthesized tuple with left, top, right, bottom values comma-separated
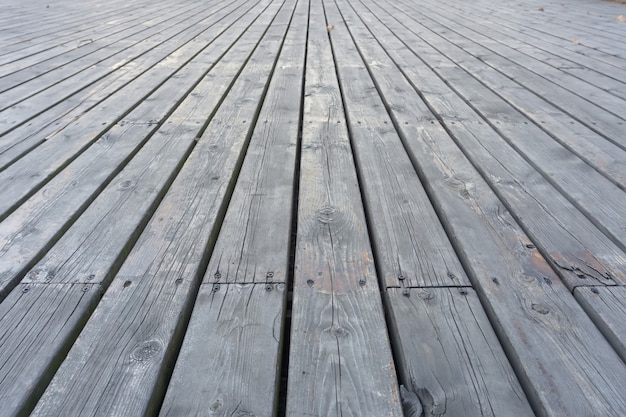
(0, 0, 199, 83)
(0, 284, 101, 417)
(0, 4, 279, 415)
(415, 0, 626, 93)
(328, 1, 626, 415)
(0, 0, 156, 63)
(0, 0, 244, 130)
(160, 283, 286, 417)
(394, 0, 626, 118)
(0, 0, 251, 167)
(30, 1, 297, 415)
(574, 286, 626, 362)
(319, 1, 470, 289)
(0, 0, 257, 221)
(159, 0, 307, 413)
(286, 1, 400, 415)
(354, 0, 626, 290)
(386, 287, 533, 417)
(0, 0, 269, 299)
(384, 0, 626, 148)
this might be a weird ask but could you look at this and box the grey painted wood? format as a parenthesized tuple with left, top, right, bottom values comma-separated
(353, 0, 626, 291)
(329, 1, 626, 415)
(322, 3, 469, 289)
(0, 5, 278, 415)
(574, 286, 626, 363)
(286, 1, 400, 415)
(386, 287, 534, 417)
(31, 1, 296, 415)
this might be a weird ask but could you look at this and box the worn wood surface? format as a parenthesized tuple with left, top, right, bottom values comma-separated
(330, 1, 626, 415)
(574, 286, 626, 363)
(1, 0, 625, 415)
(386, 287, 534, 417)
(286, 1, 401, 415)
(160, 0, 307, 414)
(31, 0, 295, 415)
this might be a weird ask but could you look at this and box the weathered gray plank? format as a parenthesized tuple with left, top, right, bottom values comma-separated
(329, 1, 626, 415)
(0, 0, 202, 85)
(384, 0, 626, 149)
(160, 283, 286, 417)
(0, 0, 177, 78)
(286, 1, 400, 415)
(31, 1, 296, 415)
(386, 287, 533, 417)
(393, 0, 626, 118)
(574, 286, 626, 363)
(0, 0, 152, 60)
(0, 0, 257, 220)
(0, 284, 100, 417)
(0, 0, 267, 299)
(160, 0, 307, 414)
(0, 0, 251, 168)
(0, 4, 278, 415)
(321, 2, 469, 289)
(414, 0, 626, 95)
(0, 0, 245, 134)
(353, 0, 626, 290)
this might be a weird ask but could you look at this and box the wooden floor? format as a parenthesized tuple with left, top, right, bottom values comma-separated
(1, 0, 625, 415)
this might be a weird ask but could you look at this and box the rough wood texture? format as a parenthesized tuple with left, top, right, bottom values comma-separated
(0, 11, 274, 414)
(0, 0, 266, 299)
(328, 1, 626, 415)
(161, 283, 286, 417)
(324, 1, 468, 290)
(286, 1, 400, 415)
(0, 0, 625, 415)
(30, 2, 297, 415)
(160, 0, 307, 414)
(350, 0, 626, 291)
(574, 286, 626, 363)
(387, 288, 533, 416)
(0, 284, 100, 417)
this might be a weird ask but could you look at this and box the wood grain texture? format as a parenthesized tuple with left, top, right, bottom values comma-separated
(0, 284, 101, 417)
(329, 1, 626, 415)
(323, 0, 468, 289)
(349, 0, 626, 290)
(574, 286, 626, 363)
(0, 0, 249, 168)
(286, 1, 400, 415)
(30, 2, 297, 416)
(386, 287, 533, 417)
(160, 283, 286, 417)
(0, 0, 253, 208)
(0, 0, 266, 298)
(160, 0, 306, 414)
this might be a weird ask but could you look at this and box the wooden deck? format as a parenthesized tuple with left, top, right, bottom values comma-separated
(1, 0, 625, 415)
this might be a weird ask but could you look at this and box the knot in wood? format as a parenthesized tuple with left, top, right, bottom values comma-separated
(131, 340, 161, 362)
(331, 326, 347, 337)
(317, 206, 337, 224)
(417, 289, 434, 300)
(531, 303, 550, 315)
